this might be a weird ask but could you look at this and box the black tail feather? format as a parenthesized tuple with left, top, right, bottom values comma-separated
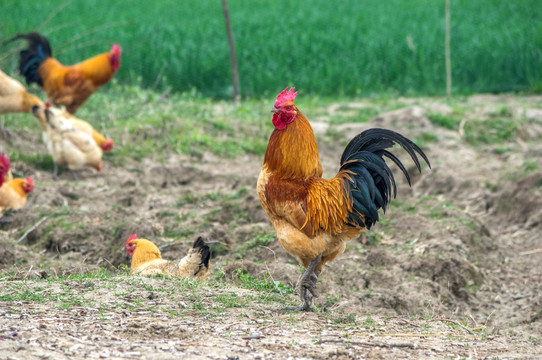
(8, 32, 52, 86)
(340, 128, 430, 229)
(193, 236, 210, 268)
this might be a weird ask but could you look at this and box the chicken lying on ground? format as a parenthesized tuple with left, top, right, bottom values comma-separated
(257, 87, 431, 311)
(0, 69, 43, 114)
(0, 175, 34, 213)
(125, 235, 211, 280)
(0, 153, 10, 188)
(31, 103, 103, 180)
(10, 32, 121, 114)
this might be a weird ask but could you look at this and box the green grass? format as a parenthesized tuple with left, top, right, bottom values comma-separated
(0, 0, 540, 97)
(43, 82, 275, 161)
(427, 112, 461, 130)
(0, 267, 296, 317)
(464, 117, 520, 145)
(235, 232, 277, 259)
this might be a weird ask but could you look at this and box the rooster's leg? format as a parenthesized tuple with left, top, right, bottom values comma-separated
(282, 253, 322, 312)
(53, 163, 59, 180)
(70, 170, 79, 181)
(306, 270, 321, 297)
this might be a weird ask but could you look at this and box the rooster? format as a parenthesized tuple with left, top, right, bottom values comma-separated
(0, 176, 34, 213)
(257, 88, 431, 311)
(31, 103, 103, 180)
(125, 235, 211, 280)
(0, 69, 43, 114)
(9, 32, 121, 114)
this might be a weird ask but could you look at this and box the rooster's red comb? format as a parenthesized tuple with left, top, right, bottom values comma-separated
(126, 234, 137, 246)
(45, 102, 51, 109)
(0, 153, 10, 171)
(274, 87, 298, 108)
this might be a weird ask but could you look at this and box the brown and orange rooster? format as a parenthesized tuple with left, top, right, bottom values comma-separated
(10, 32, 121, 114)
(0, 175, 34, 213)
(125, 235, 211, 280)
(257, 88, 431, 311)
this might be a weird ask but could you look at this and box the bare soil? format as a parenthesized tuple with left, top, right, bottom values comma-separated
(1, 95, 542, 359)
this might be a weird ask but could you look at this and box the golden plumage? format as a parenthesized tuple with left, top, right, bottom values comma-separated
(258, 88, 430, 311)
(126, 237, 211, 280)
(11, 32, 121, 114)
(258, 107, 360, 271)
(0, 177, 34, 213)
(39, 53, 117, 114)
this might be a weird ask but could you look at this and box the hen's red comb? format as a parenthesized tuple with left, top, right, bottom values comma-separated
(274, 87, 298, 108)
(126, 234, 137, 246)
(45, 102, 51, 109)
(24, 177, 35, 192)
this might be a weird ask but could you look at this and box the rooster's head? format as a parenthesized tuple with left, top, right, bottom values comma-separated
(109, 44, 122, 71)
(271, 87, 299, 130)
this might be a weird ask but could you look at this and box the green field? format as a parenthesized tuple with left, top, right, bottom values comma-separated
(1, 0, 541, 97)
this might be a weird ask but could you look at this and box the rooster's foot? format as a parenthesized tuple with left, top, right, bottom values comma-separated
(282, 290, 313, 312)
(281, 303, 313, 312)
(283, 255, 322, 312)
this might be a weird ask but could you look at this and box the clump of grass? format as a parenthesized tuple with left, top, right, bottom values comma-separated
(235, 233, 276, 259)
(413, 132, 439, 147)
(464, 117, 519, 144)
(235, 269, 293, 295)
(427, 113, 461, 130)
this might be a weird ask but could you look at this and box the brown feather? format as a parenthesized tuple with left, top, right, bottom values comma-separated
(39, 52, 116, 114)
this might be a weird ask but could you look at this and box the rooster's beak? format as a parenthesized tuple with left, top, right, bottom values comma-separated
(271, 106, 280, 113)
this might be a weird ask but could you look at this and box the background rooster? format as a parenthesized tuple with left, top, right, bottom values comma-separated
(10, 32, 121, 114)
(0, 69, 43, 114)
(42, 102, 114, 153)
(126, 236, 211, 280)
(31, 104, 103, 180)
(257, 88, 431, 311)
(0, 176, 34, 213)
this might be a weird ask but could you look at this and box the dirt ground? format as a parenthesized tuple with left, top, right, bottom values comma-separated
(1, 95, 542, 359)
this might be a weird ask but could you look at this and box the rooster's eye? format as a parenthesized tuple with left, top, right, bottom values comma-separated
(286, 106, 292, 110)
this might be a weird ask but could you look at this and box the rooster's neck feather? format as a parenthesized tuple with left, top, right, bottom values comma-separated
(263, 112, 322, 179)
